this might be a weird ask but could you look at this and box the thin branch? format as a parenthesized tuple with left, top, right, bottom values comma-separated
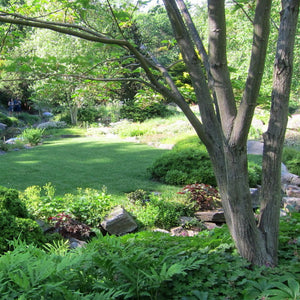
(106, 0, 126, 39)
(0, 11, 110, 40)
(230, 0, 272, 145)
(0, 23, 13, 53)
(232, 0, 254, 24)
(0, 73, 156, 88)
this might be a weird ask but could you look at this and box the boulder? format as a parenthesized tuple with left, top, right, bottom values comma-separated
(194, 210, 226, 223)
(281, 164, 300, 186)
(101, 206, 137, 236)
(285, 185, 300, 198)
(282, 197, 300, 212)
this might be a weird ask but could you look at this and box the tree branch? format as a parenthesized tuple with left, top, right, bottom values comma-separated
(208, 0, 236, 139)
(230, 0, 272, 146)
(163, 0, 220, 149)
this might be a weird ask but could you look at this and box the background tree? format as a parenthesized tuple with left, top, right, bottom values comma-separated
(0, 0, 298, 266)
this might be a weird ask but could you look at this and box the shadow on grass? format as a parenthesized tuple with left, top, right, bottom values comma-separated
(0, 136, 174, 197)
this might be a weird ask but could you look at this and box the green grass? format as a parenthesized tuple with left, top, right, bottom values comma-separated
(0, 135, 177, 197)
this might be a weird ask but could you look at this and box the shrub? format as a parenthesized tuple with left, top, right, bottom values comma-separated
(78, 106, 99, 123)
(126, 189, 149, 205)
(0, 186, 28, 218)
(20, 127, 44, 145)
(128, 191, 192, 230)
(120, 101, 173, 122)
(18, 113, 41, 126)
(148, 147, 217, 186)
(178, 183, 222, 211)
(150, 137, 263, 187)
(0, 186, 45, 253)
(0, 112, 13, 126)
(282, 147, 300, 176)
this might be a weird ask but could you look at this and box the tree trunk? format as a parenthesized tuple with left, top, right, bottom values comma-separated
(259, 0, 300, 266)
(70, 105, 78, 125)
(210, 144, 273, 265)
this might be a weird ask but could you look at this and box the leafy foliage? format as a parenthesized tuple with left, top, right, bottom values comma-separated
(178, 183, 221, 211)
(149, 137, 263, 187)
(21, 184, 116, 227)
(19, 127, 44, 145)
(0, 217, 298, 299)
(148, 146, 217, 186)
(120, 100, 174, 122)
(0, 186, 45, 253)
(0, 186, 28, 218)
(282, 147, 300, 176)
(0, 112, 13, 126)
(48, 212, 92, 239)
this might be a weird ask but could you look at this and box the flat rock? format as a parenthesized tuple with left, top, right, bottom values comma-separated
(194, 210, 226, 223)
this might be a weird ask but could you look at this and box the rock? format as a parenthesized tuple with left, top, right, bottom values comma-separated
(69, 237, 87, 249)
(250, 187, 260, 209)
(281, 164, 300, 186)
(152, 228, 170, 234)
(101, 206, 137, 236)
(170, 227, 189, 237)
(170, 226, 202, 237)
(282, 197, 300, 212)
(179, 216, 195, 226)
(203, 222, 220, 230)
(0, 123, 7, 130)
(285, 185, 300, 198)
(36, 219, 54, 233)
(194, 210, 226, 223)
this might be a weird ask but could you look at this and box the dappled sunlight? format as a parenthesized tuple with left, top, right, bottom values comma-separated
(15, 160, 40, 165)
(0, 136, 171, 196)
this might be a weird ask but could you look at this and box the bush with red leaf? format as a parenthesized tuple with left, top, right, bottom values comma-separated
(178, 183, 221, 211)
(48, 212, 91, 239)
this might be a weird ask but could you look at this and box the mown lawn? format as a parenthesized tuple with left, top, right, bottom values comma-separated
(0, 135, 177, 197)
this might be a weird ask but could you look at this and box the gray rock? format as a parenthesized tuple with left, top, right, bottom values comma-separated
(282, 197, 300, 212)
(0, 123, 7, 130)
(250, 187, 260, 209)
(194, 210, 226, 223)
(101, 206, 137, 236)
(69, 237, 87, 249)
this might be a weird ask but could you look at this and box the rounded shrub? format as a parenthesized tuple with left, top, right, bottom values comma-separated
(120, 101, 173, 122)
(148, 147, 217, 186)
(0, 186, 45, 253)
(0, 186, 28, 218)
(78, 106, 100, 123)
(149, 137, 263, 187)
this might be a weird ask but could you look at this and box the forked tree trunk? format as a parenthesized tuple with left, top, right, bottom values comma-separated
(209, 144, 273, 265)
